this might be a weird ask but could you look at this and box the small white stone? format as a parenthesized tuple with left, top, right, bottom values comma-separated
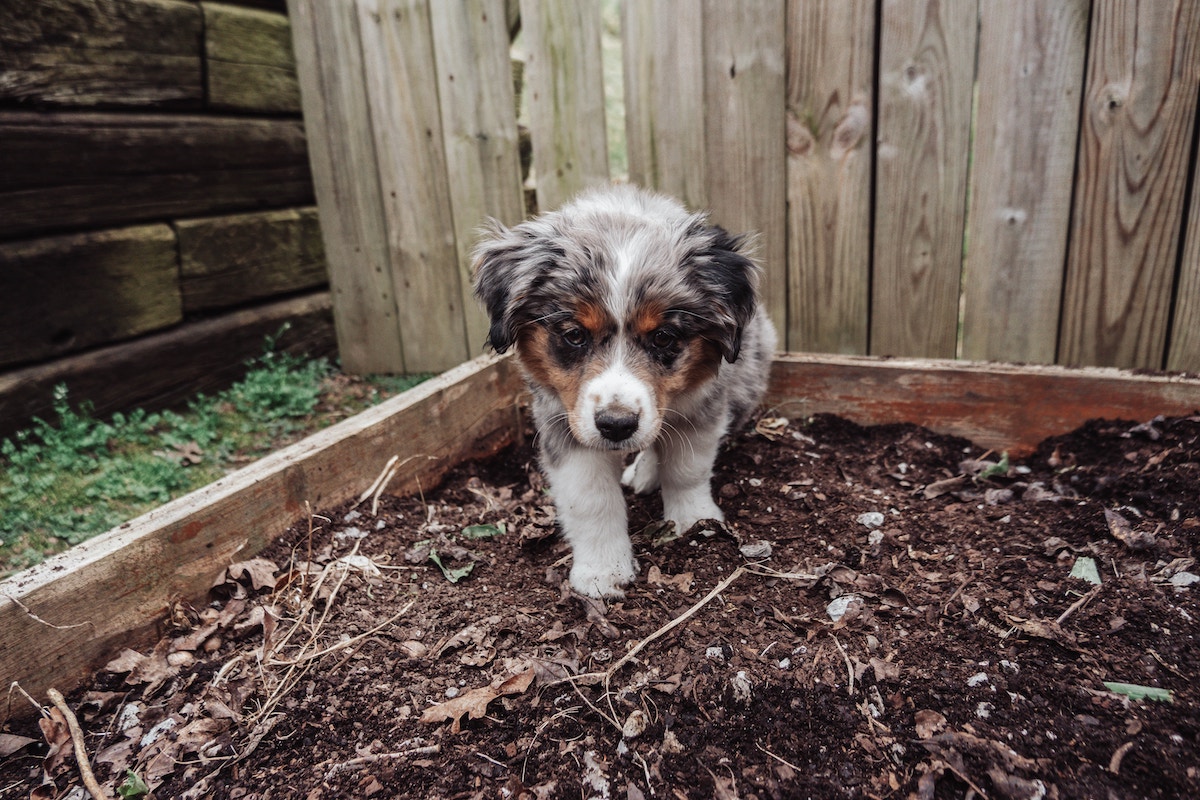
(445, 686, 459, 698)
(967, 672, 990, 688)
(622, 709, 649, 739)
(731, 671, 753, 704)
(857, 511, 886, 529)
(827, 594, 863, 622)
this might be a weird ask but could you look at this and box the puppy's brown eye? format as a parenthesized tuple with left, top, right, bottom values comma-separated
(562, 328, 588, 348)
(650, 329, 677, 349)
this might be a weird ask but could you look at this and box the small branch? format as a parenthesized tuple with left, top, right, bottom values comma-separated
(830, 634, 855, 696)
(3, 593, 91, 630)
(606, 566, 746, 679)
(46, 688, 111, 800)
(323, 745, 441, 782)
(1056, 585, 1101, 626)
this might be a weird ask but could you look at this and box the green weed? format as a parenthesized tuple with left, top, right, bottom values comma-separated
(0, 341, 428, 578)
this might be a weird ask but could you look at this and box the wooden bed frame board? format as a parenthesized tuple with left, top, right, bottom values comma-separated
(2, 352, 1198, 719)
(0, 354, 524, 716)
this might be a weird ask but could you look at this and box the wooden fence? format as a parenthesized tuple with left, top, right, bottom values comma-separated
(0, 0, 335, 434)
(291, 0, 1200, 375)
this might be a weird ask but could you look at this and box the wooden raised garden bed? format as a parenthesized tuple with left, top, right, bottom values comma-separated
(2, 357, 1200, 800)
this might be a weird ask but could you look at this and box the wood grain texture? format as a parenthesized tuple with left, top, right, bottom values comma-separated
(357, 0, 471, 372)
(702, 0, 788, 346)
(0, 0, 203, 108)
(1169, 179, 1200, 372)
(784, 0, 874, 355)
(0, 292, 335, 439)
(0, 225, 181, 369)
(765, 353, 1200, 458)
(0, 111, 312, 239)
(177, 207, 326, 313)
(961, 0, 1088, 364)
(621, 0, 707, 210)
(430, 0, 526, 355)
(520, 0, 609, 211)
(1059, 0, 1200, 369)
(0, 353, 524, 719)
(288, 0, 406, 373)
(871, 0, 977, 358)
(203, 0, 301, 113)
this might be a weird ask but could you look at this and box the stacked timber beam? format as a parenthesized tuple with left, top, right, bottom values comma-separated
(0, 0, 333, 436)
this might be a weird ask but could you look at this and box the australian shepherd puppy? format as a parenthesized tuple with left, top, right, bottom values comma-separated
(473, 185, 776, 598)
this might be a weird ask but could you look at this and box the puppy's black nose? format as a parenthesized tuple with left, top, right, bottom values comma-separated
(595, 409, 640, 442)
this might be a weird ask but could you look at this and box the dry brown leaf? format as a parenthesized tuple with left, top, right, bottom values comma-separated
(420, 670, 534, 733)
(0, 733, 37, 758)
(914, 709, 947, 739)
(223, 558, 280, 591)
(1104, 508, 1156, 551)
(37, 708, 71, 777)
(647, 565, 695, 593)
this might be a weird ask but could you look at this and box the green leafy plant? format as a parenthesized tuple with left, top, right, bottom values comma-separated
(0, 337, 429, 577)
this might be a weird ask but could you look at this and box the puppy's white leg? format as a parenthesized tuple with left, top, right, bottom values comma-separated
(657, 423, 724, 533)
(620, 450, 660, 495)
(545, 448, 636, 598)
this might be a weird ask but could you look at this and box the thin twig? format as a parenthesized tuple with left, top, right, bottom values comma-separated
(267, 599, 414, 666)
(46, 688, 111, 800)
(606, 566, 746, 679)
(756, 741, 803, 773)
(830, 634, 855, 696)
(3, 593, 91, 630)
(355, 455, 399, 507)
(1056, 585, 1101, 625)
(324, 745, 440, 781)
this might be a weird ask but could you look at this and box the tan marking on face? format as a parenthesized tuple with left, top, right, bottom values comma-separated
(576, 301, 610, 339)
(516, 326, 585, 413)
(652, 338, 722, 406)
(631, 302, 666, 337)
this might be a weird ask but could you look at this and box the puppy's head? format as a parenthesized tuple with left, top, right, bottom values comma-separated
(473, 186, 760, 450)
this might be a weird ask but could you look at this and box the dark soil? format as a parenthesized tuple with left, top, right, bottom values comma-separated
(3, 411, 1199, 800)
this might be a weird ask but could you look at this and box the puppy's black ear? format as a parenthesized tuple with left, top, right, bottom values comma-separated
(472, 222, 522, 353)
(692, 224, 760, 362)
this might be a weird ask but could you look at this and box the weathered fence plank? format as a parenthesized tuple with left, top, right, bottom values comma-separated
(0, 112, 311, 239)
(0, 0, 203, 108)
(961, 0, 1088, 364)
(1168, 177, 1200, 373)
(702, 0, 788, 345)
(621, 0, 707, 211)
(871, 0, 976, 358)
(520, 0, 609, 211)
(177, 207, 326, 313)
(203, 1, 301, 113)
(430, 0, 526, 355)
(784, 0, 874, 355)
(288, 0, 406, 373)
(357, 0, 471, 372)
(0, 226, 181, 369)
(1059, 0, 1200, 369)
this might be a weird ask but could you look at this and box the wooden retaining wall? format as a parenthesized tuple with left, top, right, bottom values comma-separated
(0, 0, 332, 434)
(292, 0, 1200, 377)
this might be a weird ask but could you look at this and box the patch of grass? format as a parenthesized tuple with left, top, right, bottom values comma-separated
(0, 339, 429, 578)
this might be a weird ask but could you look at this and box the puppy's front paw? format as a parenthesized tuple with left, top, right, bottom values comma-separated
(664, 497, 724, 534)
(620, 450, 660, 495)
(569, 557, 638, 599)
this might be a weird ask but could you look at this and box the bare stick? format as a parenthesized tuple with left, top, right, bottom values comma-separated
(355, 454, 399, 507)
(46, 688, 111, 800)
(830, 634, 855, 696)
(3, 593, 91, 630)
(1056, 585, 1101, 625)
(324, 745, 441, 781)
(606, 566, 746, 679)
